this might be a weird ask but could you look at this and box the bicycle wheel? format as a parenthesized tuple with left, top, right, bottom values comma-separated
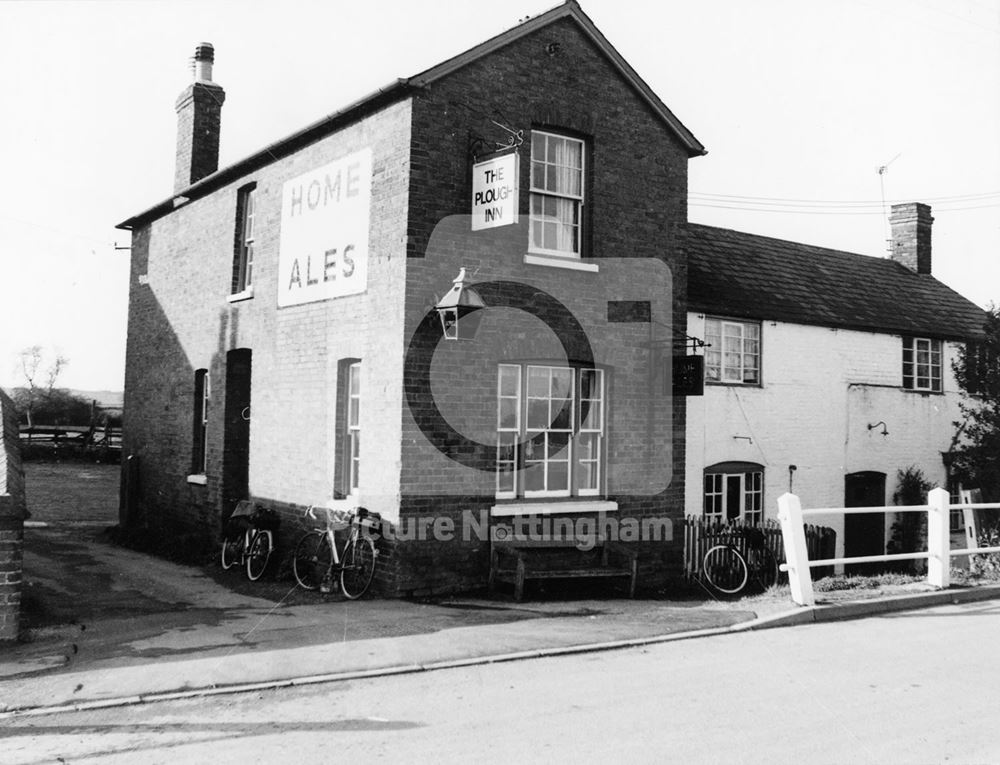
(221, 533, 243, 571)
(751, 546, 780, 591)
(340, 535, 377, 600)
(293, 532, 333, 591)
(245, 531, 272, 581)
(703, 545, 749, 595)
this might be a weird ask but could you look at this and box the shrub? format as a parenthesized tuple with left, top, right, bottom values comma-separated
(885, 466, 934, 573)
(970, 525, 1000, 578)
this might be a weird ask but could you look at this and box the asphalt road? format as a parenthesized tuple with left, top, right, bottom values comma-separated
(3, 599, 999, 765)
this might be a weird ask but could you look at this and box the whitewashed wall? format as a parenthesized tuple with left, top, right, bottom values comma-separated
(684, 313, 967, 558)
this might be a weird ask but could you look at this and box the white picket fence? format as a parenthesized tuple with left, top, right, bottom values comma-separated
(777, 488, 1000, 606)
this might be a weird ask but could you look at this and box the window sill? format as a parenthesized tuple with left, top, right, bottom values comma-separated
(324, 496, 361, 511)
(491, 500, 618, 517)
(902, 387, 944, 396)
(228, 288, 254, 303)
(524, 253, 598, 273)
(705, 381, 762, 388)
(186, 474, 208, 486)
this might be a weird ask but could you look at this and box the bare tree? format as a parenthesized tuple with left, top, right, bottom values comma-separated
(14, 346, 69, 427)
(18, 345, 43, 394)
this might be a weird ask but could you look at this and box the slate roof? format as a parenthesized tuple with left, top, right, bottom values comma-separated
(118, 1, 703, 230)
(685, 223, 986, 341)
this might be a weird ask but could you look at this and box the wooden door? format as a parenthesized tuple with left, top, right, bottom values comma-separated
(844, 471, 886, 575)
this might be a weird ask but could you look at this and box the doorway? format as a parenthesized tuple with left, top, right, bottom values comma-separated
(222, 349, 252, 523)
(844, 471, 886, 575)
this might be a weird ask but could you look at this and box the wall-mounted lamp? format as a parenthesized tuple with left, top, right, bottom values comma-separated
(435, 268, 486, 341)
(867, 421, 889, 437)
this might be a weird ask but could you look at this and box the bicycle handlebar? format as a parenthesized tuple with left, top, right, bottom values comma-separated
(304, 504, 379, 532)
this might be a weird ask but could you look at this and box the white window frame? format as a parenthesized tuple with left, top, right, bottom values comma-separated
(346, 362, 361, 494)
(528, 131, 585, 259)
(576, 368, 604, 497)
(233, 185, 256, 294)
(703, 468, 763, 525)
(496, 365, 521, 499)
(902, 336, 942, 392)
(193, 369, 209, 475)
(495, 364, 605, 499)
(704, 318, 761, 385)
(524, 365, 575, 498)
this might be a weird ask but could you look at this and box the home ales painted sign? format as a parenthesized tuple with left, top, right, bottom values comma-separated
(278, 148, 372, 307)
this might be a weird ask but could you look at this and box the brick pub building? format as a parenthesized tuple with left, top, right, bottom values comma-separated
(116, 2, 705, 595)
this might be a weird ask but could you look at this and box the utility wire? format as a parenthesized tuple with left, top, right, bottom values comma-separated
(689, 190, 1000, 206)
(689, 201, 1000, 215)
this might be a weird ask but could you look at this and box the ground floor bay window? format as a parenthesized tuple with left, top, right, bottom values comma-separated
(703, 462, 763, 525)
(496, 364, 605, 499)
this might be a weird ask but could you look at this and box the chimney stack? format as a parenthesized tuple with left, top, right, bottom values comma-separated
(174, 42, 225, 193)
(889, 202, 933, 275)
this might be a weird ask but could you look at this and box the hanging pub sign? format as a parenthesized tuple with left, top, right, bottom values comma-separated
(471, 152, 518, 231)
(672, 355, 704, 396)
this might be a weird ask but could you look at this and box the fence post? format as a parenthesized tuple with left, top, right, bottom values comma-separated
(927, 487, 951, 589)
(777, 492, 815, 606)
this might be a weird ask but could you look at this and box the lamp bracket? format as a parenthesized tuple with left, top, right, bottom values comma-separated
(489, 118, 524, 150)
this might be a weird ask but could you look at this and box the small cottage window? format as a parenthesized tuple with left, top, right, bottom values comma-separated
(704, 318, 760, 384)
(902, 337, 942, 392)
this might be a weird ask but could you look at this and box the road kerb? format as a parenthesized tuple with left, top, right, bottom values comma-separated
(741, 582, 1000, 631)
(3, 585, 1000, 720)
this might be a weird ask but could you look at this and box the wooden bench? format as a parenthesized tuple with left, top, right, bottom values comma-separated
(488, 531, 639, 601)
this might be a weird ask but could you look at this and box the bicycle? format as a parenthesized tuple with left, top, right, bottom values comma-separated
(292, 504, 381, 599)
(702, 526, 779, 596)
(221, 501, 280, 582)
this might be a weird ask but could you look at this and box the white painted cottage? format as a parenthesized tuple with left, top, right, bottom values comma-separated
(684, 203, 986, 565)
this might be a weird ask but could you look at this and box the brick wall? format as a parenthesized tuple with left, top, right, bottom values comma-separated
(390, 17, 692, 594)
(890, 202, 933, 275)
(174, 81, 226, 192)
(121, 16, 695, 595)
(122, 98, 411, 559)
(0, 389, 28, 641)
(686, 315, 966, 563)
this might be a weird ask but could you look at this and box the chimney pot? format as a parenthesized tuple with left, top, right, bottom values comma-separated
(889, 202, 933, 275)
(193, 42, 215, 82)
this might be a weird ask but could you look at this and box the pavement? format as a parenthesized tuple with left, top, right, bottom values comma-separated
(4, 462, 1000, 719)
(5, 523, 1000, 719)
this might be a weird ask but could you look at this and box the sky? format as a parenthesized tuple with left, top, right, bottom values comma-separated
(0, 0, 997, 392)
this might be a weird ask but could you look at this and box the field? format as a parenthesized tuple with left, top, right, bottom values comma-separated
(23, 461, 120, 525)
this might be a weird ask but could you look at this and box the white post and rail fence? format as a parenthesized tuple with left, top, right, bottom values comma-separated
(777, 488, 1000, 607)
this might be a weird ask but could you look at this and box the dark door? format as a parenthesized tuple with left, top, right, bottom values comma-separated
(844, 471, 886, 575)
(222, 349, 252, 523)
(725, 475, 742, 521)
